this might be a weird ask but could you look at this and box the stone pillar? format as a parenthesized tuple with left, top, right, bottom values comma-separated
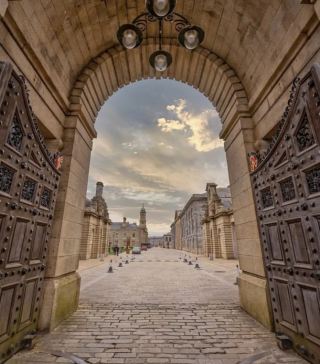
(219, 216, 233, 259)
(222, 117, 273, 329)
(202, 221, 208, 257)
(38, 116, 94, 331)
(212, 222, 220, 258)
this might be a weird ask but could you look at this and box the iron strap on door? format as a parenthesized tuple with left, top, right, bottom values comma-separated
(0, 62, 61, 363)
(250, 64, 320, 363)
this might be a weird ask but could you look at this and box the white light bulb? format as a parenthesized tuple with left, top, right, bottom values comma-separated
(153, 0, 170, 17)
(184, 29, 199, 50)
(122, 29, 137, 49)
(154, 54, 168, 72)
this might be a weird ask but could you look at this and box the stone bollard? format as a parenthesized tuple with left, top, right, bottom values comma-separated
(108, 260, 113, 273)
(118, 257, 123, 267)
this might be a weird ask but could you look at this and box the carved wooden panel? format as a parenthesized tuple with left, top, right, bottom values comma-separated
(0, 62, 60, 363)
(31, 223, 47, 261)
(7, 219, 29, 264)
(251, 64, 320, 363)
(266, 223, 285, 262)
(275, 279, 296, 328)
(0, 285, 16, 341)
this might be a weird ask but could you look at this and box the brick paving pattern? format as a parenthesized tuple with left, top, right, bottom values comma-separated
(8, 248, 307, 364)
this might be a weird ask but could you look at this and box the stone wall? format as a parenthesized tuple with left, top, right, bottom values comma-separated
(180, 195, 207, 255)
(80, 213, 109, 260)
(0, 0, 319, 332)
(80, 182, 111, 260)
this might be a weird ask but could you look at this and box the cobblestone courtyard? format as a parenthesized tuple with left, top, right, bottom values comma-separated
(8, 248, 307, 364)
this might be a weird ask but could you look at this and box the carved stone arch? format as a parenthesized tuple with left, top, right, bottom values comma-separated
(68, 39, 251, 136)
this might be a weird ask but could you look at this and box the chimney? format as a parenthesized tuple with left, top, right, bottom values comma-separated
(96, 182, 104, 197)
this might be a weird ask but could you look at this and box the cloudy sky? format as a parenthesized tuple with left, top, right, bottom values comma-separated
(87, 79, 229, 236)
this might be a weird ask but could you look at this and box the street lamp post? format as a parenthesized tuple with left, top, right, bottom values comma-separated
(117, 0, 204, 73)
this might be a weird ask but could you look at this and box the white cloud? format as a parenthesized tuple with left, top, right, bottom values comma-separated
(166, 105, 176, 111)
(157, 118, 185, 132)
(158, 99, 224, 152)
(89, 79, 229, 236)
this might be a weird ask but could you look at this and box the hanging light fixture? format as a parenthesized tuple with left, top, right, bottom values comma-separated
(146, 0, 176, 18)
(117, 24, 143, 49)
(178, 26, 204, 50)
(149, 50, 172, 72)
(117, 1, 204, 72)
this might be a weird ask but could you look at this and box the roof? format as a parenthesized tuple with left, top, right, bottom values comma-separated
(217, 187, 232, 209)
(180, 192, 208, 217)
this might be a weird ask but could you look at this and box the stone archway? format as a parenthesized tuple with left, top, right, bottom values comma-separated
(68, 41, 250, 129)
(44, 40, 269, 333)
(0, 0, 319, 342)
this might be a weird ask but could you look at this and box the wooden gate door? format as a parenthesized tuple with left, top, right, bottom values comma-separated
(0, 62, 60, 362)
(251, 64, 320, 363)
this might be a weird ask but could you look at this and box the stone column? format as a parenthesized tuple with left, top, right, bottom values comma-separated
(219, 216, 233, 259)
(38, 116, 94, 331)
(222, 117, 273, 329)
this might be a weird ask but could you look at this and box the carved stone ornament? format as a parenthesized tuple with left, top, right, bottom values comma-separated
(248, 152, 259, 172)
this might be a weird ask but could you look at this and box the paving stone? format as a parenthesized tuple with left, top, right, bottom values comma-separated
(8, 249, 307, 364)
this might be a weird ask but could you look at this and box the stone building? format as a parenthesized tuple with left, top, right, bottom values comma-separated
(148, 236, 163, 247)
(109, 206, 148, 250)
(138, 205, 148, 247)
(178, 194, 208, 254)
(202, 183, 237, 259)
(80, 182, 112, 260)
(1, 2, 320, 356)
(171, 210, 182, 250)
(163, 233, 173, 248)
